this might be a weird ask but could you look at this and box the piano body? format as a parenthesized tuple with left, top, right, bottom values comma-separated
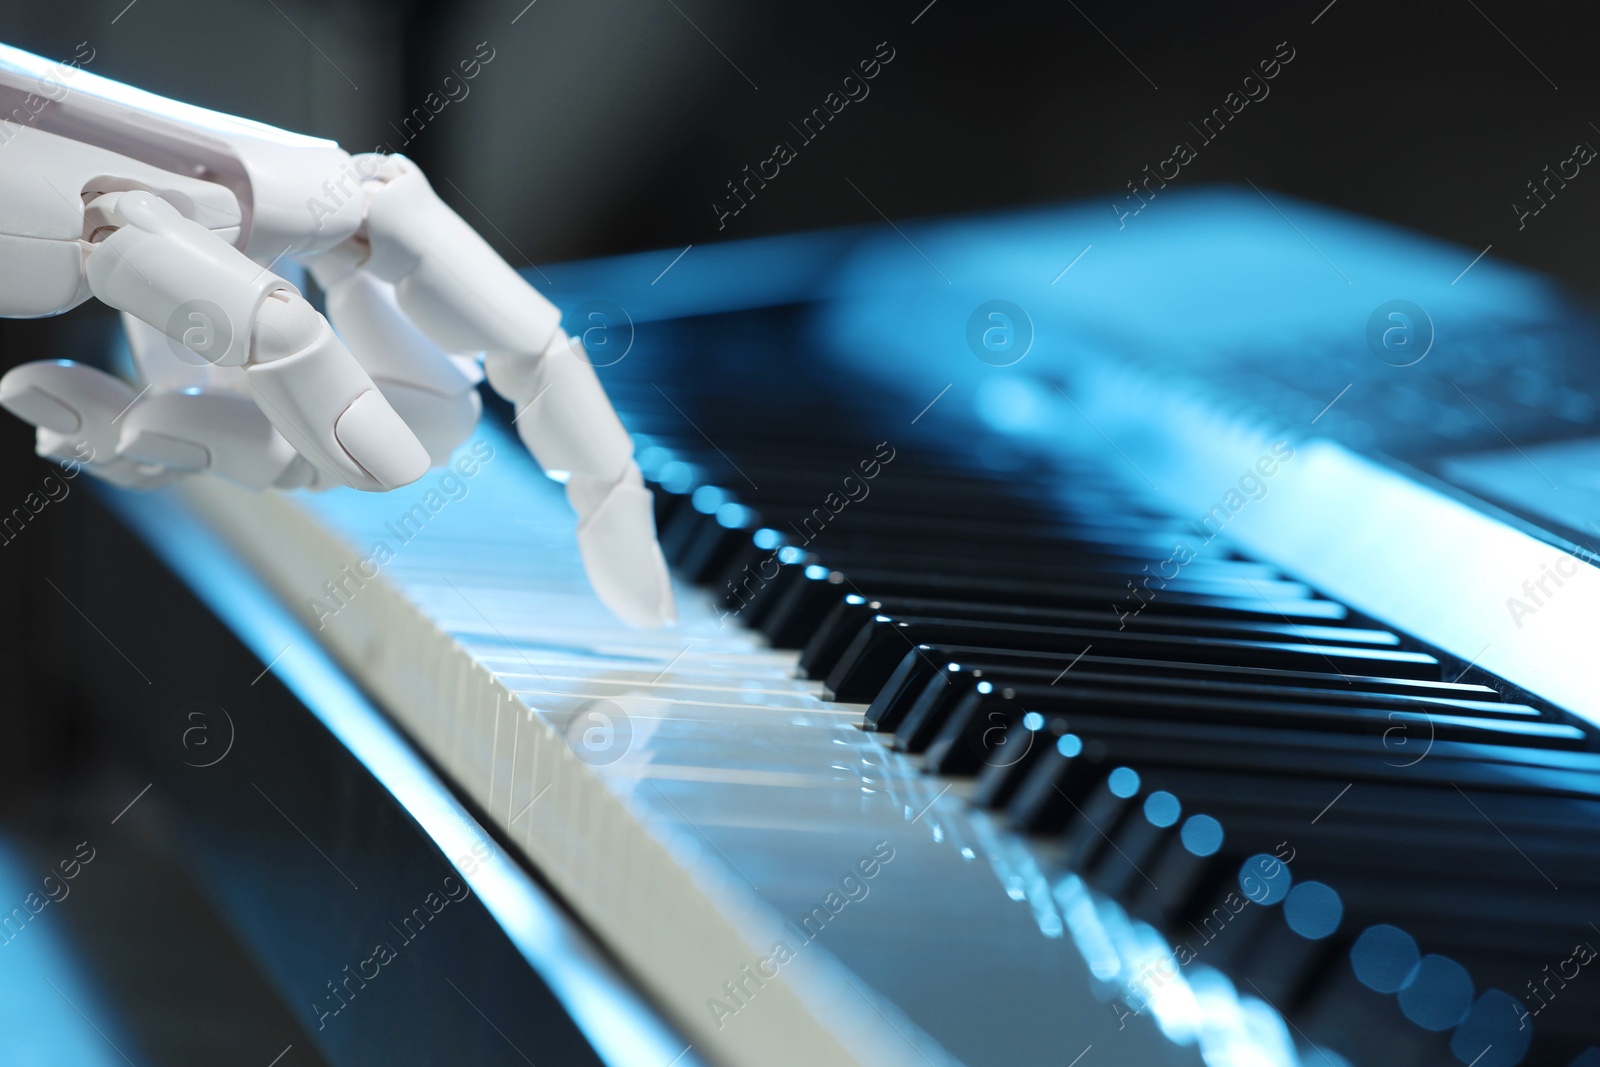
(65, 186, 1600, 1066)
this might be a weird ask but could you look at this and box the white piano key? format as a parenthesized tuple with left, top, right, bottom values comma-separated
(177, 423, 1234, 1067)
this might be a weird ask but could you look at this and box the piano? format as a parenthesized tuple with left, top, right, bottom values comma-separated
(71, 186, 1600, 1065)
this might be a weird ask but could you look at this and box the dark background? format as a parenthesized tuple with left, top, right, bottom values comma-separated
(0, 1, 1596, 1061)
(4, 0, 1596, 282)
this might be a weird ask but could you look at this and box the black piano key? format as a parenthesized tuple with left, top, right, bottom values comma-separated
(1174, 807, 1600, 905)
(929, 681, 1571, 755)
(1082, 799, 1176, 901)
(968, 718, 1063, 810)
(656, 490, 719, 565)
(864, 645, 1505, 734)
(823, 615, 1442, 702)
(1059, 770, 1144, 873)
(647, 482, 688, 533)
(762, 559, 1331, 650)
(1132, 814, 1231, 928)
(986, 713, 1600, 795)
(802, 594, 1401, 680)
(1082, 775, 1600, 977)
(864, 647, 945, 733)
(727, 506, 1191, 556)
(911, 671, 1545, 779)
(760, 542, 1311, 598)
(1146, 827, 1598, 945)
(719, 552, 813, 629)
(905, 682, 991, 763)
(781, 565, 1349, 621)
(1006, 745, 1109, 834)
(1179, 886, 1280, 974)
(676, 510, 760, 584)
(1237, 909, 1327, 1006)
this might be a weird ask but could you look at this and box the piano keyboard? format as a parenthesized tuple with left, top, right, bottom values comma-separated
(167, 321, 1600, 1067)
(608, 363, 1598, 1067)
(168, 350, 1600, 1067)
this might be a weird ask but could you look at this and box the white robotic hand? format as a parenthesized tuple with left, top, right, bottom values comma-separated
(0, 43, 674, 627)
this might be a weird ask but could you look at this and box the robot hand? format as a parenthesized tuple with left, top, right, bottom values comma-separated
(0, 43, 673, 627)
